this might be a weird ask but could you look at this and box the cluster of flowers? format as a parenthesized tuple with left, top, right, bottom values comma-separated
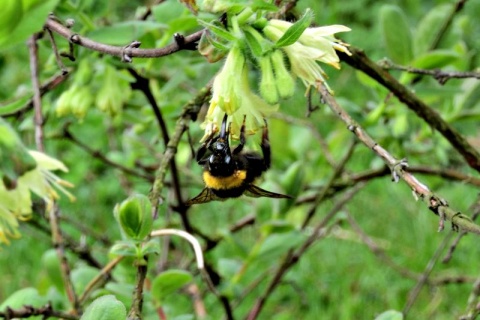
(199, 8, 351, 140)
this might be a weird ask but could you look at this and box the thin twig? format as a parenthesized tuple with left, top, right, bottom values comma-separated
(318, 82, 480, 234)
(338, 48, 480, 173)
(403, 232, 455, 315)
(61, 126, 154, 181)
(78, 256, 124, 305)
(45, 27, 67, 74)
(443, 199, 480, 263)
(379, 59, 480, 85)
(149, 84, 212, 229)
(127, 259, 148, 320)
(49, 205, 80, 312)
(297, 165, 480, 204)
(429, 0, 468, 52)
(27, 34, 45, 152)
(301, 139, 357, 228)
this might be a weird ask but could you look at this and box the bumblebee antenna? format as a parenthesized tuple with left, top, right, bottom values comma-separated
(219, 114, 228, 140)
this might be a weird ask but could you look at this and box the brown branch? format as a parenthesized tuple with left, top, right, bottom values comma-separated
(379, 59, 480, 85)
(149, 83, 212, 228)
(45, 17, 204, 60)
(127, 259, 148, 320)
(0, 303, 78, 320)
(338, 48, 480, 173)
(27, 33, 45, 152)
(318, 82, 480, 235)
(127, 68, 185, 209)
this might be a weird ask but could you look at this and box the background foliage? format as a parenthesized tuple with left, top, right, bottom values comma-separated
(1, 0, 480, 319)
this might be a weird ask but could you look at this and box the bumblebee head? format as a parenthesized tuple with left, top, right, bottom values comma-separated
(207, 114, 235, 176)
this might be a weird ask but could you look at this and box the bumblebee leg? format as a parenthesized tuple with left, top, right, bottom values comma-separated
(196, 132, 217, 163)
(233, 115, 247, 155)
(261, 118, 271, 170)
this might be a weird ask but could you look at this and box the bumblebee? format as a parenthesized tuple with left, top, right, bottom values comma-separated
(186, 114, 291, 205)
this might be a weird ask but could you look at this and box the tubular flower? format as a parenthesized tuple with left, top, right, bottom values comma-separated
(263, 20, 351, 90)
(202, 46, 278, 140)
(0, 151, 75, 244)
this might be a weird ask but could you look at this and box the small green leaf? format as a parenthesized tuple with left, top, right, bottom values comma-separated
(244, 28, 264, 57)
(0, 96, 31, 116)
(141, 239, 161, 256)
(198, 20, 237, 42)
(151, 270, 193, 304)
(80, 295, 127, 320)
(274, 8, 313, 48)
(114, 194, 153, 241)
(110, 241, 137, 257)
(380, 5, 413, 64)
(375, 310, 404, 320)
(251, 0, 279, 12)
(260, 220, 295, 235)
(257, 231, 304, 259)
(41, 249, 64, 292)
(72, 266, 99, 296)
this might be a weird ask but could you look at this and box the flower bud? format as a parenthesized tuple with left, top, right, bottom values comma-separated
(270, 50, 295, 99)
(114, 194, 153, 241)
(259, 55, 279, 105)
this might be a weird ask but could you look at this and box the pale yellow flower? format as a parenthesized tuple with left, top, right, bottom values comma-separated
(202, 45, 278, 140)
(0, 151, 75, 244)
(263, 20, 351, 90)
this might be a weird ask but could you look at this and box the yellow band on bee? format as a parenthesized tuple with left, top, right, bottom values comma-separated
(203, 170, 247, 190)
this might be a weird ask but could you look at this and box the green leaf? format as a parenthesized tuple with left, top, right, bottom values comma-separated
(151, 270, 193, 304)
(251, 0, 279, 12)
(380, 5, 413, 64)
(110, 241, 137, 257)
(0, 0, 23, 46)
(414, 4, 450, 55)
(114, 194, 153, 241)
(274, 8, 313, 48)
(80, 295, 127, 320)
(72, 266, 99, 296)
(1, 0, 60, 50)
(140, 239, 161, 256)
(41, 249, 64, 292)
(375, 310, 404, 320)
(0, 96, 31, 116)
(244, 28, 264, 57)
(260, 220, 295, 235)
(0, 288, 47, 320)
(257, 231, 304, 260)
(198, 20, 237, 42)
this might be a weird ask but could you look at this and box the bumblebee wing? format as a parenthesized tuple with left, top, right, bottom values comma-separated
(186, 188, 221, 206)
(245, 184, 292, 199)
